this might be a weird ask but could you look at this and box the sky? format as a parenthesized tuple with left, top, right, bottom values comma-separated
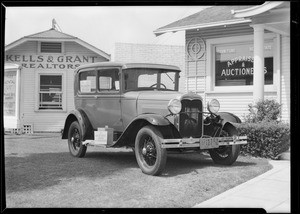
(5, 6, 208, 59)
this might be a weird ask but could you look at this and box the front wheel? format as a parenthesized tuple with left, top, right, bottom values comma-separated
(68, 121, 87, 158)
(209, 127, 240, 165)
(135, 125, 167, 176)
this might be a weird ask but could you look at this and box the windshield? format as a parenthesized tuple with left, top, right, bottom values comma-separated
(123, 68, 179, 91)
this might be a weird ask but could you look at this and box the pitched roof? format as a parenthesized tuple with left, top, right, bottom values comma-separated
(154, 5, 257, 35)
(25, 28, 77, 39)
(5, 28, 111, 60)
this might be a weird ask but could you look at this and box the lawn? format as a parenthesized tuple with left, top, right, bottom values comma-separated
(4, 133, 272, 208)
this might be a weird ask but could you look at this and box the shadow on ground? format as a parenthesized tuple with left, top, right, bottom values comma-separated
(5, 150, 258, 193)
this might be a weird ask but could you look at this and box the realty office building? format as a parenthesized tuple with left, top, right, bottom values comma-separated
(4, 23, 110, 132)
(154, 2, 290, 122)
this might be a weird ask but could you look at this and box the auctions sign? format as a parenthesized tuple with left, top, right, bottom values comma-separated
(216, 56, 272, 78)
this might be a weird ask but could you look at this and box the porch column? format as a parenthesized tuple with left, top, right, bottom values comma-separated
(252, 24, 265, 102)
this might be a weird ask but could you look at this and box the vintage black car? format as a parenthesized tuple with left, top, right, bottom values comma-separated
(62, 62, 247, 175)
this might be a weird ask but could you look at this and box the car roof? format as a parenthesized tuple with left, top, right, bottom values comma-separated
(75, 61, 181, 73)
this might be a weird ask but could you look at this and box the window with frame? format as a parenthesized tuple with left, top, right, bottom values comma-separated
(39, 75, 62, 110)
(98, 68, 119, 92)
(79, 70, 96, 93)
(214, 41, 273, 87)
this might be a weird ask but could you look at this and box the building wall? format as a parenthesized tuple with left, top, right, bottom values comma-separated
(185, 29, 290, 123)
(280, 36, 290, 122)
(5, 41, 108, 132)
(115, 43, 186, 93)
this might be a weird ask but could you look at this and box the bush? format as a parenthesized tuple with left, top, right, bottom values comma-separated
(237, 121, 290, 159)
(244, 99, 282, 123)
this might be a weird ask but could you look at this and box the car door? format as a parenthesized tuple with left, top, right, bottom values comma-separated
(76, 67, 98, 128)
(94, 67, 123, 132)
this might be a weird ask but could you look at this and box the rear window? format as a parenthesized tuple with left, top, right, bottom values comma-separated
(79, 69, 96, 93)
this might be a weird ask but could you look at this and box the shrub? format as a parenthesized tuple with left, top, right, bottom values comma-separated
(244, 99, 282, 123)
(237, 121, 290, 159)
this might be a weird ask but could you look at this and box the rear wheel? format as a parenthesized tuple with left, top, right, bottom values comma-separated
(209, 127, 240, 165)
(135, 125, 167, 176)
(68, 121, 87, 158)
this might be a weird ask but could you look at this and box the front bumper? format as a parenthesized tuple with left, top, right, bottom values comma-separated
(161, 136, 247, 149)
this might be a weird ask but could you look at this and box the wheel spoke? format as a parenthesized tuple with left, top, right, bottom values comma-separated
(140, 135, 157, 166)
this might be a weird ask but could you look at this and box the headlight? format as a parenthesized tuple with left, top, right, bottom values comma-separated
(167, 99, 182, 115)
(207, 99, 220, 114)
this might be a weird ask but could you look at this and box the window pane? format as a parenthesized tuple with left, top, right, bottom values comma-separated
(215, 41, 273, 86)
(39, 75, 62, 110)
(40, 75, 62, 91)
(124, 68, 177, 91)
(161, 72, 176, 89)
(79, 70, 96, 93)
(98, 69, 119, 92)
(138, 73, 157, 87)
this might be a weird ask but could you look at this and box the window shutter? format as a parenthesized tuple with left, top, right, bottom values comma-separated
(40, 42, 62, 53)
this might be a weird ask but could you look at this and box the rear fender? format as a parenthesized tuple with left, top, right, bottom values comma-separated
(61, 109, 93, 140)
(111, 114, 180, 148)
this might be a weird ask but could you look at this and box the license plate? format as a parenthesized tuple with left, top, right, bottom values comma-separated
(199, 138, 219, 149)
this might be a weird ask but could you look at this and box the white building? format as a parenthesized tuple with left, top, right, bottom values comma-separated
(154, 2, 290, 122)
(4, 24, 110, 132)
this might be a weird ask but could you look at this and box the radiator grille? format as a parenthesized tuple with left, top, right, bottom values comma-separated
(179, 99, 203, 138)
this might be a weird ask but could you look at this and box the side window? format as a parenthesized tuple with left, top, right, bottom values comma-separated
(98, 68, 120, 92)
(79, 69, 96, 93)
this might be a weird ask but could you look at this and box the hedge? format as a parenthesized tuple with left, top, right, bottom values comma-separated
(237, 121, 290, 159)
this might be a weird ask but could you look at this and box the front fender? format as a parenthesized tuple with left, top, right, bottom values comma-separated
(134, 113, 171, 126)
(204, 112, 241, 137)
(218, 112, 242, 136)
(218, 112, 242, 125)
(61, 109, 93, 140)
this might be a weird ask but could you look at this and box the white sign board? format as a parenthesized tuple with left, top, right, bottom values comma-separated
(80, 80, 91, 93)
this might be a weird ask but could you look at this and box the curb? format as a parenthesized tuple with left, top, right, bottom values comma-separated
(193, 159, 290, 211)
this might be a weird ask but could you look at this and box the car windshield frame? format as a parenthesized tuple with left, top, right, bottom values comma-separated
(122, 68, 180, 92)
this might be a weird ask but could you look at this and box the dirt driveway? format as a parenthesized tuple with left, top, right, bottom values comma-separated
(4, 133, 271, 208)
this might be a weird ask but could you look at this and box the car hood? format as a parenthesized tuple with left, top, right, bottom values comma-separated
(122, 90, 203, 125)
(123, 91, 182, 116)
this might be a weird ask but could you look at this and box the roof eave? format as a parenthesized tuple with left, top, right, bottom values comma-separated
(5, 37, 111, 60)
(154, 19, 251, 36)
(231, 1, 284, 18)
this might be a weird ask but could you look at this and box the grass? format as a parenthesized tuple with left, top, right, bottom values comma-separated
(4, 133, 272, 208)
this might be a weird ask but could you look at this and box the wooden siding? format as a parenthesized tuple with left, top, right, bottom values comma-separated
(205, 91, 277, 121)
(186, 77, 205, 93)
(5, 41, 108, 132)
(280, 36, 290, 122)
(186, 60, 206, 76)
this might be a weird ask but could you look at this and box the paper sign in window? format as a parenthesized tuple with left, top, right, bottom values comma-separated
(80, 80, 91, 93)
